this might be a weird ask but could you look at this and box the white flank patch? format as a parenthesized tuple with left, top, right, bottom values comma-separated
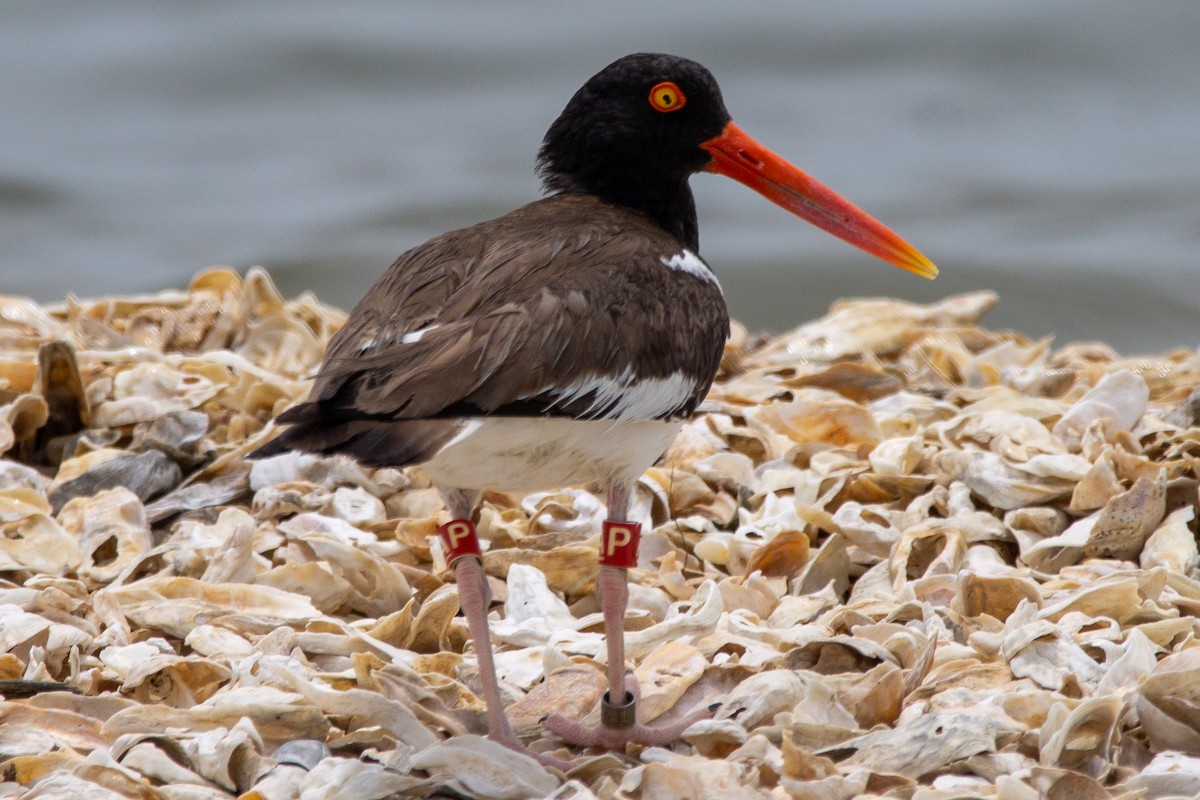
(424, 416, 684, 491)
(440, 418, 483, 450)
(537, 369, 697, 421)
(661, 249, 721, 290)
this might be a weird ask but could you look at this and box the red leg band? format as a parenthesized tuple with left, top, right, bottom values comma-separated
(599, 520, 641, 569)
(439, 518, 482, 564)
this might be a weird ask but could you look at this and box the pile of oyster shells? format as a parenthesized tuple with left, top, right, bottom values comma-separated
(2, 267, 1199, 799)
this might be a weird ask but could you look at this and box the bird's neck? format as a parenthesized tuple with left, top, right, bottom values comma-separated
(542, 167, 701, 252)
(596, 178, 701, 253)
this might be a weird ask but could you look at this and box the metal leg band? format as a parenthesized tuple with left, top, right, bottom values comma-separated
(600, 690, 636, 729)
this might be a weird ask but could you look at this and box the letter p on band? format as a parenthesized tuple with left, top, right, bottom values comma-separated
(599, 520, 641, 569)
(439, 519, 482, 564)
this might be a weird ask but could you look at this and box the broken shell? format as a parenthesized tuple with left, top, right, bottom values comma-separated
(632, 640, 707, 722)
(792, 531, 851, 597)
(747, 292, 997, 364)
(0, 701, 111, 756)
(59, 486, 153, 584)
(936, 409, 1063, 462)
(184, 625, 256, 659)
(286, 756, 424, 800)
(1053, 369, 1150, 450)
(117, 739, 225, 793)
(954, 572, 1042, 622)
(276, 513, 412, 616)
(1134, 648, 1200, 755)
(0, 603, 91, 671)
(1038, 696, 1121, 779)
(328, 486, 387, 526)
(98, 638, 231, 705)
(1083, 472, 1167, 562)
(237, 315, 326, 378)
(33, 340, 90, 457)
(838, 662, 905, 728)
(0, 497, 82, 574)
(50, 448, 182, 513)
(105, 576, 322, 638)
(0, 393, 49, 459)
(409, 735, 559, 799)
(784, 360, 905, 403)
(145, 464, 250, 523)
(493, 563, 576, 645)
(682, 718, 749, 758)
(505, 662, 606, 735)
(830, 711, 1000, 778)
(1069, 451, 1123, 512)
(746, 391, 882, 449)
(717, 669, 856, 730)
(92, 362, 226, 428)
(1120, 751, 1200, 799)
(621, 579, 724, 660)
(1141, 505, 1199, 574)
(130, 409, 211, 467)
(934, 450, 1079, 510)
(868, 434, 924, 476)
(262, 660, 436, 750)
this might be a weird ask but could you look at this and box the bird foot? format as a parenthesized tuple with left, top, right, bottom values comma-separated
(543, 679, 713, 751)
(486, 731, 576, 772)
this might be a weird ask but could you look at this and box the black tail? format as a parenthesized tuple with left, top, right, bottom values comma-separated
(248, 412, 459, 470)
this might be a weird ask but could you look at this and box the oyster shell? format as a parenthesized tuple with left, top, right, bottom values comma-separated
(0, 277, 1195, 797)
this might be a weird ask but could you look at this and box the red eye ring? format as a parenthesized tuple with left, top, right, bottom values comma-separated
(649, 81, 686, 113)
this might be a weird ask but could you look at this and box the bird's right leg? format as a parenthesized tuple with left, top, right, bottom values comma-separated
(437, 489, 515, 746)
(438, 488, 571, 770)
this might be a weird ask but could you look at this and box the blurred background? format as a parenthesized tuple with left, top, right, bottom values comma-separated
(3, 0, 1198, 353)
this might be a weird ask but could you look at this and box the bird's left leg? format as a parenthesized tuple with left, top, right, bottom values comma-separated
(544, 480, 711, 750)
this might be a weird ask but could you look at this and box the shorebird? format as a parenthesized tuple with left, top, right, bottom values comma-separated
(252, 52, 936, 758)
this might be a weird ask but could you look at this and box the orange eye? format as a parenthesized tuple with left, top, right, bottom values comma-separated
(648, 81, 686, 113)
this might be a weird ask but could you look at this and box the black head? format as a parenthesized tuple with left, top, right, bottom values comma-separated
(537, 53, 733, 250)
(535, 53, 940, 279)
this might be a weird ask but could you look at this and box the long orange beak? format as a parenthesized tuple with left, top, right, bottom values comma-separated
(701, 121, 937, 279)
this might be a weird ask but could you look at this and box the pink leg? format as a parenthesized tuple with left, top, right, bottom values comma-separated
(544, 482, 712, 749)
(439, 490, 572, 770)
(451, 556, 516, 744)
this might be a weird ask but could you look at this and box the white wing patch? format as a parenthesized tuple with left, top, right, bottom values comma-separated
(401, 324, 439, 344)
(354, 323, 441, 356)
(661, 249, 721, 291)
(356, 324, 440, 355)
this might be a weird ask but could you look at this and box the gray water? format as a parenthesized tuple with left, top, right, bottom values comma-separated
(4, 1, 1199, 354)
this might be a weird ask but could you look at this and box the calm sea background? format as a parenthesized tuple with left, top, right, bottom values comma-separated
(4, 1, 1198, 353)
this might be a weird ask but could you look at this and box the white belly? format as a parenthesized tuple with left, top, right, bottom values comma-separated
(421, 417, 683, 492)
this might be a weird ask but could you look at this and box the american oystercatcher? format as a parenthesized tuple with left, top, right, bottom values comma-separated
(252, 53, 936, 757)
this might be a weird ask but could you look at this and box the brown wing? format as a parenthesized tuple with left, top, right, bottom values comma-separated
(254, 194, 729, 466)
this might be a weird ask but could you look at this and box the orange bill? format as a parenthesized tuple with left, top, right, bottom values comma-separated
(701, 121, 937, 279)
